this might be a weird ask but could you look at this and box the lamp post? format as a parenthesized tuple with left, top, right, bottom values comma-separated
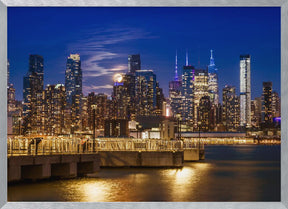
(18, 117, 21, 135)
(198, 121, 201, 150)
(91, 104, 97, 153)
(91, 104, 97, 140)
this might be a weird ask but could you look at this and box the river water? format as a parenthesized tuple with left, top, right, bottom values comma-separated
(8, 144, 280, 202)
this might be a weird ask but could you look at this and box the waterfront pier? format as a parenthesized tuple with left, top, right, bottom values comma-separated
(7, 137, 204, 182)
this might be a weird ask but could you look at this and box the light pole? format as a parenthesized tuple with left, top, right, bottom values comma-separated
(91, 104, 97, 153)
(18, 117, 21, 135)
(198, 121, 201, 150)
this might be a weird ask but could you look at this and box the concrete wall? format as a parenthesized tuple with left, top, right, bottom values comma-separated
(8, 154, 100, 183)
(184, 149, 205, 161)
(99, 151, 183, 167)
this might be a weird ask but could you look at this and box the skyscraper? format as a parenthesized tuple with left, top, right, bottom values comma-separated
(198, 96, 211, 132)
(208, 50, 219, 105)
(262, 81, 273, 125)
(44, 84, 66, 135)
(65, 54, 82, 129)
(135, 70, 157, 116)
(22, 55, 44, 135)
(181, 52, 195, 125)
(272, 91, 280, 118)
(128, 54, 141, 74)
(240, 54, 251, 128)
(169, 51, 183, 117)
(194, 69, 209, 127)
(222, 85, 240, 131)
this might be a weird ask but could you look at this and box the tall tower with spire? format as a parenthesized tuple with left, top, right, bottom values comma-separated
(169, 51, 183, 118)
(182, 51, 195, 127)
(208, 49, 219, 105)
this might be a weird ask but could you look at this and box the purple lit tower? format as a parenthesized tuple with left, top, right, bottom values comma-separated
(208, 50, 219, 105)
(169, 51, 183, 117)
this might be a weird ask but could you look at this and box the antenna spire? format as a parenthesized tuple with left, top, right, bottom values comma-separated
(186, 49, 189, 66)
(174, 50, 179, 81)
(210, 49, 215, 66)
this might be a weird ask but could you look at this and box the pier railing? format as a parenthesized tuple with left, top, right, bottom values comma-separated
(7, 137, 204, 156)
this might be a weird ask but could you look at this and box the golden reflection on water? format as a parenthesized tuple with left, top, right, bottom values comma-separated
(165, 163, 211, 201)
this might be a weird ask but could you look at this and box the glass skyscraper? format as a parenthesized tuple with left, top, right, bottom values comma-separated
(65, 54, 82, 129)
(240, 54, 251, 128)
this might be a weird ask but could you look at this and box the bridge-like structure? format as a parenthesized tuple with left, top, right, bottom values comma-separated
(7, 137, 203, 156)
(7, 137, 204, 183)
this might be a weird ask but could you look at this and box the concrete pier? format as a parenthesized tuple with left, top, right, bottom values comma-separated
(183, 148, 205, 161)
(8, 154, 100, 183)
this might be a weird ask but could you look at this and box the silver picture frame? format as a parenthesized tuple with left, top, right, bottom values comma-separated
(0, 0, 287, 208)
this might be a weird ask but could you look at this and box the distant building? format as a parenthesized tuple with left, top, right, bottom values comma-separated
(261, 82, 273, 125)
(22, 55, 44, 135)
(155, 81, 165, 115)
(128, 54, 141, 74)
(44, 84, 66, 135)
(169, 51, 184, 118)
(240, 55, 251, 128)
(104, 119, 129, 137)
(87, 92, 109, 131)
(194, 68, 209, 127)
(112, 73, 128, 119)
(222, 85, 240, 131)
(182, 64, 195, 126)
(198, 96, 211, 132)
(208, 50, 219, 105)
(135, 70, 157, 116)
(272, 91, 280, 118)
(65, 54, 82, 130)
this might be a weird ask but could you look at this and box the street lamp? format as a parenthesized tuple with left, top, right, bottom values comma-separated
(18, 117, 21, 135)
(91, 104, 97, 153)
(198, 121, 201, 150)
(91, 104, 97, 140)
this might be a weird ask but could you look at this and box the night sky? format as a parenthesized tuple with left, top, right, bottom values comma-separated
(8, 7, 280, 101)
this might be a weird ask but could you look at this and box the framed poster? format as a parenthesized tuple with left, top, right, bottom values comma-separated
(1, 0, 287, 209)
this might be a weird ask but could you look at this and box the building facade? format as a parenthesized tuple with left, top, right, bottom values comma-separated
(240, 54, 251, 128)
(208, 50, 219, 105)
(222, 85, 240, 131)
(65, 54, 82, 130)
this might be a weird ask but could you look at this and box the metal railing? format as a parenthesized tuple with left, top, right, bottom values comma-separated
(7, 137, 204, 156)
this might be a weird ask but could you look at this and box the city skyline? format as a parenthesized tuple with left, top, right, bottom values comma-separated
(8, 7, 280, 101)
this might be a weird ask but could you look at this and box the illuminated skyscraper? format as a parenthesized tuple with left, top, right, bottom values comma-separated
(272, 91, 280, 118)
(261, 82, 273, 124)
(181, 52, 195, 125)
(169, 51, 183, 117)
(22, 55, 44, 135)
(198, 96, 211, 132)
(194, 69, 209, 127)
(112, 73, 128, 119)
(208, 50, 219, 105)
(44, 84, 66, 135)
(222, 85, 240, 131)
(65, 54, 82, 130)
(135, 70, 157, 116)
(240, 55, 251, 128)
(128, 54, 141, 74)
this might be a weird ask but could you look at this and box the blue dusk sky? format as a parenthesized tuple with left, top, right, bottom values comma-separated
(8, 7, 280, 101)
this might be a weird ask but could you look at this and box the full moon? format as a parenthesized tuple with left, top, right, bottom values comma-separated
(113, 73, 123, 83)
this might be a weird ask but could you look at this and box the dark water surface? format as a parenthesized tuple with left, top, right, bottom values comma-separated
(8, 145, 280, 202)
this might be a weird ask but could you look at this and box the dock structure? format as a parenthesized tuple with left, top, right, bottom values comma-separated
(7, 137, 205, 182)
